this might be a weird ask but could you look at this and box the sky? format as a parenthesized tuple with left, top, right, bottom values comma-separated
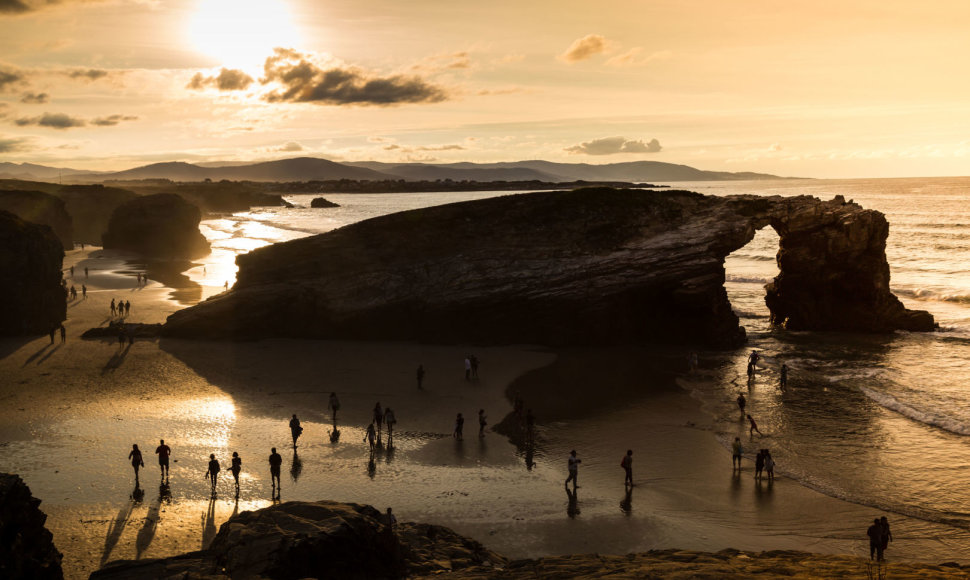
(1, 0, 969, 177)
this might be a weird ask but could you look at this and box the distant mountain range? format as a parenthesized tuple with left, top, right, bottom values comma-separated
(1, 157, 792, 184)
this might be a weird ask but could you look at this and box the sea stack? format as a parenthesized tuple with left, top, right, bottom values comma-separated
(101, 193, 210, 259)
(0, 210, 66, 336)
(0, 190, 73, 251)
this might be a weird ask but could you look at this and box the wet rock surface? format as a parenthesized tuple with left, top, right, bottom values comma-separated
(310, 196, 340, 208)
(101, 193, 210, 259)
(0, 473, 64, 580)
(0, 210, 65, 336)
(163, 188, 933, 346)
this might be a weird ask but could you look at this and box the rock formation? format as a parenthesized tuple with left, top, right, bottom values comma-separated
(102, 193, 210, 259)
(0, 474, 63, 580)
(162, 188, 933, 347)
(0, 211, 66, 336)
(54, 185, 137, 246)
(0, 190, 73, 250)
(91, 500, 503, 580)
(310, 196, 340, 208)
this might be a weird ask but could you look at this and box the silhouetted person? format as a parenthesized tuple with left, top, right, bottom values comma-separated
(470, 354, 479, 379)
(230, 452, 241, 495)
(765, 449, 775, 481)
(565, 449, 580, 488)
(755, 449, 765, 480)
(328, 392, 340, 422)
(880, 516, 893, 557)
(49, 325, 56, 344)
(289, 414, 302, 448)
(732, 437, 743, 469)
(129, 444, 144, 482)
(269, 447, 282, 497)
(70, 285, 77, 300)
(125, 300, 130, 316)
(365, 423, 376, 451)
(747, 414, 762, 436)
(70, 265, 74, 276)
(747, 350, 759, 376)
(464, 357, 471, 380)
(373, 403, 383, 440)
(110, 299, 116, 316)
(868, 518, 884, 560)
(384, 507, 397, 530)
(780, 363, 788, 389)
(59, 324, 66, 343)
(621, 449, 633, 486)
(205, 454, 220, 497)
(737, 393, 746, 415)
(82, 284, 87, 298)
(224, 281, 228, 291)
(416, 364, 425, 389)
(84, 266, 88, 277)
(384, 407, 396, 445)
(478, 409, 487, 437)
(454, 412, 464, 441)
(155, 439, 171, 480)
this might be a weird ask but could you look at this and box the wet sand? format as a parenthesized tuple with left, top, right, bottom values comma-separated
(1, 247, 968, 579)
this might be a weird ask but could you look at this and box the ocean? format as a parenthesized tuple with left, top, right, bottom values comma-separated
(192, 177, 970, 538)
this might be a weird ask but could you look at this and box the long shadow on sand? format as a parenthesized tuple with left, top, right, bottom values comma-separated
(19, 342, 53, 367)
(101, 483, 142, 566)
(103, 344, 132, 373)
(35, 343, 63, 365)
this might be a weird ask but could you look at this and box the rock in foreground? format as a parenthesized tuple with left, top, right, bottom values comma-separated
(163, 188, 933, 347)
(101, 193, 210, 259)
(0, 210, 65, 336)
(0, 473, 63, 580)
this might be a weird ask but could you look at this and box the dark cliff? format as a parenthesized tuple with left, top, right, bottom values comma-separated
(0, 474, 63, 580)
(54, 185, 137, 245)
(0, 211, 66, 336)
(162, 188, 933, 346)
(0, 190, 73, 250)
(101, 193, 210, 259)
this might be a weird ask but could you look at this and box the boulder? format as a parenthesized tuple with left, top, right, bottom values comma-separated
(54, 185, 137, 245)
(0, 210, 66, 336)
(0, 190, 73, 250)
(102, 193, 210, 259)
(162, 188, 933, 346)
(310, 197, 340, 208)
(0, 474, 63, 580)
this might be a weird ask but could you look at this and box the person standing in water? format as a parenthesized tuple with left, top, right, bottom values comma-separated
(754, 449, 765, 480)
(268, 447, 282, 497)
(780, 363, 789, 389)
(737, 393, 746, 415)
(454, 413, 464, 441)
(205, 454, 221, 497)
(128, 444, 144, 482)
(328, 392, 340, 422)
(373, 403, 384, 440)
(868, 518, 884, 561)
(155, 439, 171, 481)
(732, 437, 743, 470)
(747, 414, 763, 436)
(764, 449, 776, 481)
(230, 452, 242, 495)
(289, 414, 303, 448)
(565, 450, 581, 488)
(384, 407, 397, 443)
(365, 423, 377, 451)
(478, 409, 487, 437)
(880, 516, 893, 558)
(621, 449, 634, 487)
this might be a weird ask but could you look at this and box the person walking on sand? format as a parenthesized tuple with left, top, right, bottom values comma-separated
(747, 414, 762, 437)
(125, 300, 130, 316)
(747, 350, 759, 376)
(155, 439, 171, 480)
(365, 422, 377, 450)
(230, 452, 242, 495)
(416, 364, 425, 389)
(868, 518, 884, 560)
(454, 413, 464, 441)
(289, 414, 303, 448)
(478, 409, 487, 437)
(464, 357, 471, 381)
(384, 407, 397, 442)
(81, 284, 87, 299)
(565, 450, 581, 488)
(732, 437, 743, 470)
(737, 393, 746, 415)
(128, 444, 144, 482)
(205, 454, 221, 497)
(754, 449, 765, 480)
(880, 516, 893, 558)
(269, 447, 282, 496)
(621, 449, 634, 487)
(780, 363, 788, 389)
(328, 392, 340, 422)
(110, 298, 116, 316)
(372, 402, 384, 440)
(84, 266, 88, 278)
(765, 449, 775, 481)
(48, 325, 56, 345)
(470, 354, 479, 379)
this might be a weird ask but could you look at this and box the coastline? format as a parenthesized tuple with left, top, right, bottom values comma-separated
(2, 247, 970, 578)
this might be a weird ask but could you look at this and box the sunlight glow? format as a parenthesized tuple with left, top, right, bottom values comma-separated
(188, 0, 300, 71)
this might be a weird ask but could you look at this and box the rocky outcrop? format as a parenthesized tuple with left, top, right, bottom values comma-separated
(0, 211, 65, 336)
(0, 474, 63, 580)
(0, 190, 73, 250)
(102, 193, 210, 259)
(54, 185, 137, 245)
(91, 501, 504, 580)
(310, 196, 340, 208)
(162, 188, 933, 346)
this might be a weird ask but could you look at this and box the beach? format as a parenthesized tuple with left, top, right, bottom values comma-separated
(3, 243, 970, 578)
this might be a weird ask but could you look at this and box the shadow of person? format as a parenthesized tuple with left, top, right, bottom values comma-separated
(21, 343, 52, 367)
(290, 449, 303, 483)
(524, 446, 536, 471)
(135, 490, 162, 559)
(102, 344, 132, 374)
(201, 497, 218, 550)
(619, 486, 633, 516)
(384, 445, 395, 465)
(329, 427, 341, 443)
(565, 486, 580, 519)
(367, 451, 377, 479)
(35, 343, 62, 365)
(100, 490, 138, 566)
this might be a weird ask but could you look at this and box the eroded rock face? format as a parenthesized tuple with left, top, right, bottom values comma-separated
(0, 210, 66, 336)
(0, 190, 73, 250)
(92, 500, 504, 580)
(0, 474, 64, 580)
(54, 185, 137, 246)
(162, 188, 933, 346)
(102, 193, 210, 259)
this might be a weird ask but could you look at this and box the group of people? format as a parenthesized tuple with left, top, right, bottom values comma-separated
(110, 298, 132, 317)
(463, 355, 480, 381)
(867, 516, 893, 561)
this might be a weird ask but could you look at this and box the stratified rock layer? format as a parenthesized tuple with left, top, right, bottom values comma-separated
(91, 500, 504, 580)
(0, 190, 73, 250)
(163, 188, 933, 346)
(0, 210, 65, 336)
(0, 473, 63, 580)
(54, 185, 137, 245)
(102, 193, 210, 259)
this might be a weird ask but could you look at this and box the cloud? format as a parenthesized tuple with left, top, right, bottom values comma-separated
(66, 68, 109, 81)
(0, 135, 30, 152)
(0, 64, 26, 92)
(0, 0, 30, 14)
(605, 48, 672, 68)
(187, 68, 254, 91)
(276, 141, 303, 152)
(20, 91, 49, 104)
(411, 51, 472, 73)
(1, 0, 118, 16)
(558, 34, 612, 64)
(565, 136, 662, 156)
(381, 143, 464, 153)
(261, 48, 448, 107)
(91, 114, 138, 126)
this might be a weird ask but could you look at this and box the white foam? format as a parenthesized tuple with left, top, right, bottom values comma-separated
(860, 386, 970, 436)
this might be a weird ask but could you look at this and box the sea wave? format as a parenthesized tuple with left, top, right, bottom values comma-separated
(860, 386, 970, 436)
(893, 288, 970, 304)
(725, 274, 770, 284)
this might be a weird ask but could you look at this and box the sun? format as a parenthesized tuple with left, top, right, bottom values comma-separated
(188, 0, 300, 71)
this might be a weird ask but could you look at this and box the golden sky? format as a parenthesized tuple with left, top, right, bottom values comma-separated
(1, 0, 968, 177)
